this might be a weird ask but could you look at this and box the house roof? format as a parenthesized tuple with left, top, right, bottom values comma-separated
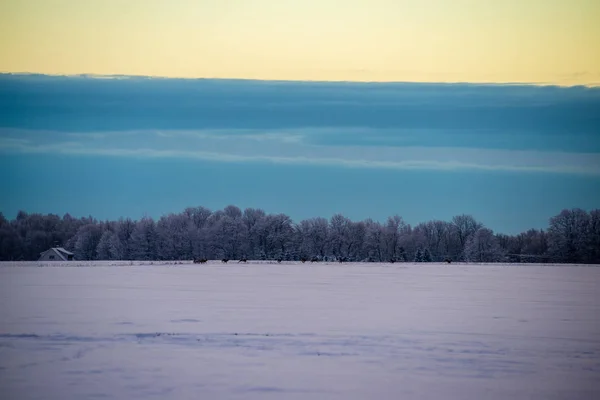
(55, 247, 74, 255)
(39, 247, 74, 261)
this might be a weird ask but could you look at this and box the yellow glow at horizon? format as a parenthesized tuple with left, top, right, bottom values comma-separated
(1, 0, 599, 85)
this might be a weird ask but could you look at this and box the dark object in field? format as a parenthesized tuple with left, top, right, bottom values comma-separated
(300, 257, 307, 263)
(238, 258, 247, 263)
(445, 258, 452, 264)
(276, 257, 283, 263)
(221, 258, 229, 263)
(338, 257, 347, 263)
(193, 258, 207, 264)
(389, 258, 396, 264)
(310, 257, 319, 263)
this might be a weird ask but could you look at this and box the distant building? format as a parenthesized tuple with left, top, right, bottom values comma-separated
(38, 247, 75, 261)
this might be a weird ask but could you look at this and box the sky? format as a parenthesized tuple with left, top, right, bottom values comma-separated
(1, 75, 599, 234)
(0, 1, 599, 234)
(1, 0, 600, 85)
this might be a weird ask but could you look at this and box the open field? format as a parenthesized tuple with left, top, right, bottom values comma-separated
(1, 262, 599, 399)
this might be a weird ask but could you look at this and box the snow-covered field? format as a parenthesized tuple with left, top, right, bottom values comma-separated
(1, 262, 599, 400)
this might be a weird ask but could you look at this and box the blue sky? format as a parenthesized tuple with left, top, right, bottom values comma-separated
(1, 74, 599, 234)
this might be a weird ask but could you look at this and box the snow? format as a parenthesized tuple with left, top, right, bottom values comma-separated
(1, 262, 599, 399)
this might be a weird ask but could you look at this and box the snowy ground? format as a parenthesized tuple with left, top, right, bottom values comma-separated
(1, 262, 599, 400)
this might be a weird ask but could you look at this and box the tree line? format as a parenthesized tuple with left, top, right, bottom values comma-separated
(0, 207, 598, 264)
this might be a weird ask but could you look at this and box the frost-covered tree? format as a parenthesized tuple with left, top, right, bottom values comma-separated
(329, 214, 351, 259)
(384, 215, 406, 261)
(210, 215, 247, 259)
(264, 214, 294, 259)
(184, 206, 212, 229)
(157, 213, 193, 260)
(130, 217, 158, 260)
(58, 213, 84, 250)
(108, 231, 124, 259)
(224, 205, 243, 220)
(422, 248, 432, 262)
(0, 223, 23, 261)
(74, 224, 104, 260)
(96, 230, 114, 260)
(465, 228, 505, 262)
(414, 248, 423, 262)
(585, 210, 600, 264)
(294, 220, 313, 260)
(307, 217, 329, 258)
(345, 221, 366, 261)
(4, 204, 600, 265)
(501, 229, 549, 262)
(24, 230, 52, 260)
(414, 220, 449, 261)
(115, 218, 135, 260)
(364, 220, 385, 261)
(243, 208, 266, 258)
(96, 229, 125, 260)
(191, 226, 210, 259)
(397, 247, 407, 262)
(452, 214, 483, 260)
(547, 208, 590, 263)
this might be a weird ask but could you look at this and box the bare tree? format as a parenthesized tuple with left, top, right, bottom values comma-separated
(585, 209, 600, 264)
(364, 220, 385, 262)
(452, 215, 483, 260)
(346, 220, 366, 261)
(465, 228, 505, 262)
(224, 205, 243, 220)
(157, 213, 193, 260)
(383, 215, 406, 261)
(243, 208, 266, 258)
(129, 217, 158, 260)
(329, 214, 351, 259)
(210, 215, 247, 259)
(74, 224, 104, 260)
(308, 217, 329, 259)
(548, 208, 590, 263)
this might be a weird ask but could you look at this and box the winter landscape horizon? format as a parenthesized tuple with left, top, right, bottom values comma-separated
(3, 1, 600, 399)
(2, 205, 600, 264)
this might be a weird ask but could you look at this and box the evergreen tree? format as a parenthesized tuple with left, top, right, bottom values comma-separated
(414, 248, 423, 262)
(423, 248, 432, 262)
(96, 230, 124, 260)
(130, 218, 158, 260)
(398, 247, 407, 262)
(96, 231, 114, 260)
(108, 232, 124, 260)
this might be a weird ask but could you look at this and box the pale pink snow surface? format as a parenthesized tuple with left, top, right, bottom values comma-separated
(1, 262, 599, 400)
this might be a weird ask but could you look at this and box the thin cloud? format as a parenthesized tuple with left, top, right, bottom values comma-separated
(2, 75, 599, 134)
(153, 130, 305, 144)
(1, 130, 598, 175)
(1, 74, 598, 175)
